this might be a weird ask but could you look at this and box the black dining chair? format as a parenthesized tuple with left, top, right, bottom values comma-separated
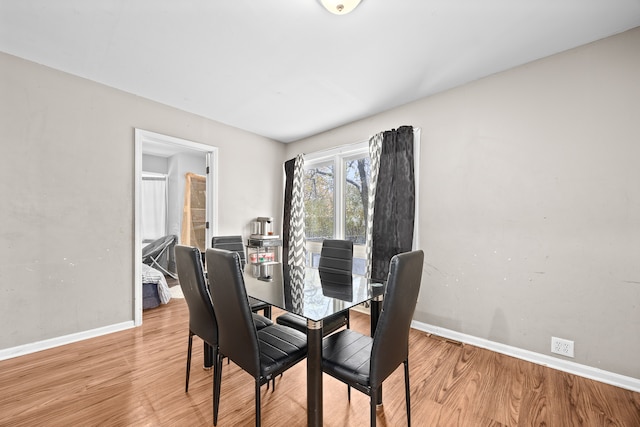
(318, 239, 354, 276)
(175, 245, 219, 409)
(211, 235, 272, 319)
(206, 248, 308, 427)
(276, 239, 353, 335)
(175, 245, 273, 423)
(321, 249, 424, 427)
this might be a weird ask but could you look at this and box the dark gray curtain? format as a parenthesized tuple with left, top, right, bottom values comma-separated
(282, 159, 295, 271)
(370, 125, 415, 282)
(282, 158, 295, 306)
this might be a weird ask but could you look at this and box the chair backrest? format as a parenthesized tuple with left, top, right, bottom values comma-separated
(318, 239, 353, 274)
(175, 245, 217, 346)
(206, 248, 261, 377)
(211, 235, 246, 268)
(370, 250, 424, 386)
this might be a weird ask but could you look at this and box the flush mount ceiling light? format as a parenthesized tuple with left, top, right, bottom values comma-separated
(319, 0, 362, 15)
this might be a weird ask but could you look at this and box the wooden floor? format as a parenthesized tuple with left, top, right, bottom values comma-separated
(1, 298, 638, 427)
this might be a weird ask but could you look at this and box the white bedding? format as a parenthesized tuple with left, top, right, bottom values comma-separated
(141, 263, 172, 304)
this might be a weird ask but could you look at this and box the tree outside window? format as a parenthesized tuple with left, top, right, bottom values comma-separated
(303, 147, 371, 273)
(344, 156, 370, 244)
(304, 161, 334, 242)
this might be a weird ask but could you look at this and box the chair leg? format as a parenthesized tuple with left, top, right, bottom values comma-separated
(404, 360, 411, 426)
(347, 385, 351, 401)
(255, 380, 261, 427)
(185, 333, 193, 392)
(266, 374, 282, 391)
(211, 345, 218, 426)
(370, 387, 378, 427)
(214, 351, 223, 426)
(264, 306, 272, 320)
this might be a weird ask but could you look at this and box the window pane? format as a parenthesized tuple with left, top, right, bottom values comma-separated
(344, 156, 370, 275)
(304, 161, 334, 242)
(344, 156, 370, 244)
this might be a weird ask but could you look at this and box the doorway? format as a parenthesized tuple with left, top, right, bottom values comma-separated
(134, 129, 218, 325)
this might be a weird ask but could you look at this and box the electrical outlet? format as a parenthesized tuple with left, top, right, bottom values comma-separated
(551, 337, 574, 358)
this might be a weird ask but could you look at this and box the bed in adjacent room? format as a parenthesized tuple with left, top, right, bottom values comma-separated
(141, 263, 172, 309)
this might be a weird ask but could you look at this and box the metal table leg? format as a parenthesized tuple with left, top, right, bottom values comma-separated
(204, 342, 213, 369)
(307, 319, 323, 427)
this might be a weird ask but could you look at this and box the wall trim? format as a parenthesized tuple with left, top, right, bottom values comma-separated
(0, 321, 135, 361)
(411, 320, 640, 393)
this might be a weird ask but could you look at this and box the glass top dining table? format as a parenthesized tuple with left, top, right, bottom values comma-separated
(243, 264, 384, 321)
(243, 263, 385, 427)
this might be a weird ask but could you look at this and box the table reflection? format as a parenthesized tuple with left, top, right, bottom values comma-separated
(243, 264, 381, 322)
(319, 270, 353, 301)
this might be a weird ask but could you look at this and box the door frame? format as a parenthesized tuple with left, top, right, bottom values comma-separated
(134, 129, 218, 325)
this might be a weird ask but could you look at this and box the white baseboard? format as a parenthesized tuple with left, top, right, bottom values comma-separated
(411, 320, 640, 393)
(0, 321, 135, 361)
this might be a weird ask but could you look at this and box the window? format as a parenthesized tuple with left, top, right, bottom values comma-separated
(303, 143, 370, 274)
(304, 160, 335, 241)
(343, 153, 370, 245)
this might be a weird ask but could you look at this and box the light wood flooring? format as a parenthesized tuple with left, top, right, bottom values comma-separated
(1, 297, 638, 426)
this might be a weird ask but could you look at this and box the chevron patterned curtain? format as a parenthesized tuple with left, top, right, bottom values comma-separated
(282, 154, 306, 310)
(365, 132, 383, 279)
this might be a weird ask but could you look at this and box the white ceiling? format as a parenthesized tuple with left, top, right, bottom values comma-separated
(1, 0, 639, 143)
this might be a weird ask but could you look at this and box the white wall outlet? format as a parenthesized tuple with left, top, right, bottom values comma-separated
(551, 336, 574, 358)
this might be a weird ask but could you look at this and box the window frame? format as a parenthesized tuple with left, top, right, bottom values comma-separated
(303, 141, 370, 268)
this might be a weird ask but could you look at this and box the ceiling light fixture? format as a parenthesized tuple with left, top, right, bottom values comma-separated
(319, 0, 362, 15)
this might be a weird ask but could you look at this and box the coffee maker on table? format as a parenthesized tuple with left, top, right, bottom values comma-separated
(251, 216, 276, 238)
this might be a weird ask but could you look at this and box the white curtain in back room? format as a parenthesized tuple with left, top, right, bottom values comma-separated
(141, 174, 168, 242)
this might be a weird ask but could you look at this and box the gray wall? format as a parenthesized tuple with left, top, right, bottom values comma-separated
(286, 28, 640, 379)
(0, 51, 284, 349)
(142, 154, 168, 175)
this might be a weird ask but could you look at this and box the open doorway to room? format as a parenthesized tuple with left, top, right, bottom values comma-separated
(134, 129, 218, 325)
